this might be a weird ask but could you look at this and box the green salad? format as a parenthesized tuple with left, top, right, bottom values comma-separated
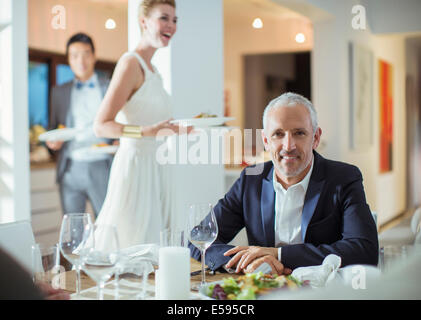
(205, 272, 306, 300)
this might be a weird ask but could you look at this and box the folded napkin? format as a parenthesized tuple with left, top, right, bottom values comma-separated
(291, 254, 342, 288)
(116, 244, 159, 277)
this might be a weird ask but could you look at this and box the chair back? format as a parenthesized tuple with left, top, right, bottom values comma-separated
(0, 220, 36, 272)
(371, 211, 378, 230)
(410, 207, 421, 235)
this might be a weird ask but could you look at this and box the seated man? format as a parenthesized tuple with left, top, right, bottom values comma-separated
(189, 92, 378, 274)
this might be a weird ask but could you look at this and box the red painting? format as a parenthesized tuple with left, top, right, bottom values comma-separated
(379, 60, 393, 173)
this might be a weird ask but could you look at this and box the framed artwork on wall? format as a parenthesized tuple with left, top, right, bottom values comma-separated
(378, 59, 393, 173)
(349, 42, 374, 150)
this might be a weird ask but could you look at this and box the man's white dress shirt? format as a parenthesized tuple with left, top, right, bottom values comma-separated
(274, 158, 314, 263)
(69, 73, 108, 162)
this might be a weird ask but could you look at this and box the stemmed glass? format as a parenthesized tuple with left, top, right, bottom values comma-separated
(187, 203, 218, 290)
(59, 213, 92, 296)
(79, 224, 120, 300)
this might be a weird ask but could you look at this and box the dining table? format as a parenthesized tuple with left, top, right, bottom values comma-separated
(58, 258, 241, 300)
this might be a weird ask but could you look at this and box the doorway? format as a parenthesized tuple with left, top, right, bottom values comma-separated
(243, 51, 311, 154)
(405, 37, 421, 209)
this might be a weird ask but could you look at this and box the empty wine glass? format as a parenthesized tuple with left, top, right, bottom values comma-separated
(59, 213, 92, 296)
(187, 203, 218, 290)
(79, 224, 120, 300)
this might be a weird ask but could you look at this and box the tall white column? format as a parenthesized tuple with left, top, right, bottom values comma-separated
(0, 0, 30, 223)
(128, 0, 225, 229)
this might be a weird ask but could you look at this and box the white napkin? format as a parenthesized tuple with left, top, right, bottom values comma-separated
(116, 244, 159, 276)
(291, 254, 342, 288)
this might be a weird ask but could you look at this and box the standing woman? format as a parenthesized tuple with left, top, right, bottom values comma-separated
(93, 0, 189, 249)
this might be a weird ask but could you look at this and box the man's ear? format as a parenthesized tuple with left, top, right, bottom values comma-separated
(312, 127, 322, 150)
(261, 129, 269, 151)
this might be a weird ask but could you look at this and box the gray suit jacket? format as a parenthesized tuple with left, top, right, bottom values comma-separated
(49, 76, 113, 183)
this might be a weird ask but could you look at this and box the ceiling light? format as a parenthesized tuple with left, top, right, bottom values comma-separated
(105, 18, 116, 30)
(252, 18, 263, 29)
(295, 33, 305, 43)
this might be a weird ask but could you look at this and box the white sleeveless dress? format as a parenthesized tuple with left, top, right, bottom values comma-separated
(94, 52, 173, 249)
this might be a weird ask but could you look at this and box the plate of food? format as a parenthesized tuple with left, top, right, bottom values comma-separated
(199, 272, 308, 300)
(38, 125, 83, 142)
(71, 144, 118, 161)
(170, 113, 235, 127)
(90, 143, 119, 154)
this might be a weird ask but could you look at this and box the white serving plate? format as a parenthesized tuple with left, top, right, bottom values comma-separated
(170, 117, 235, 127)
(39, 128, 84, 142)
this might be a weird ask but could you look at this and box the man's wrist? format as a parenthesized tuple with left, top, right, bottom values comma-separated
(270, 247, 278, 258)
(222, 264, 236, 274)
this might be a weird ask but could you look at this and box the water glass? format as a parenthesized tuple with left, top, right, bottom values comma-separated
(32, 243, 60, 285)
(160, 228, 187, 247)
(79, 224, 120, 300)
(187, 203, 218, 289)
(59, 213, 92, 295)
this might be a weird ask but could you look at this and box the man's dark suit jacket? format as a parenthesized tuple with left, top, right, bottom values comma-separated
(190, 151, 379, 271)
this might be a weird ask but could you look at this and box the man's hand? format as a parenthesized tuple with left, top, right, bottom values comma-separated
(46, 140, 64, 151)
(223, 246, 278, 273)
(244, 255, 292, 275)
(36, 281, 71, 300)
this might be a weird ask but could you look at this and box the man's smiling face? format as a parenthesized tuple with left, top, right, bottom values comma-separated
(262, 104, 321, 186)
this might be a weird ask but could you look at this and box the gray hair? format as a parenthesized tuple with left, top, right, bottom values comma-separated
(262, 92, 318, 134)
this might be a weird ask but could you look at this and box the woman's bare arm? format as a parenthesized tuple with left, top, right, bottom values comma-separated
(94, 54, 193, 139)
(94, 55, 144, 138)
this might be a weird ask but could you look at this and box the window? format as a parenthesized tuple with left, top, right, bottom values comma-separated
(28, 49, 116, 130)
(28, 61, 49, 128)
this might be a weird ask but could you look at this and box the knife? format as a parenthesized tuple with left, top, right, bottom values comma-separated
(190, 267, 212, 276)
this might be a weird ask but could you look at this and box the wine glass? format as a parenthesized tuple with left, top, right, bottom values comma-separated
(187, 203, 218, 289)
(79, 224, 120, 300)
(59, 213, 92, 296)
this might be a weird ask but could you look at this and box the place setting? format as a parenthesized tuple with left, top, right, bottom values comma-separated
(55, 203, 219, 300)
(51, 205, 389, 301)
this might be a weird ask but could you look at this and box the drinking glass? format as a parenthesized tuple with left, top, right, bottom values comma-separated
(31, 243, 60, 285)
(160, 228, 187, 247)
(79, 224, 120, 300)
(187, 203, 218, 289)
(59, 213, 92, 296)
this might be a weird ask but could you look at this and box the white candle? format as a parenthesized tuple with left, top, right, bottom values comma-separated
(158, 247, 190, 300)
(155, 269, 161, 299)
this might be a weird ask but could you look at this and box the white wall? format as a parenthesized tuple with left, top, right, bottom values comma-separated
(225, 13, 313, 129)
(28, 0, 127, 61)
(0, 0, 31, 223)
(363, 0, 421, 34)
(278, 0, 411, 225)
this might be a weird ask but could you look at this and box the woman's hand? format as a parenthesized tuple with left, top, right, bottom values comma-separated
(143, 119, 194, 137)
(36, 281, 70, 300)
(46, 140, 64, 151)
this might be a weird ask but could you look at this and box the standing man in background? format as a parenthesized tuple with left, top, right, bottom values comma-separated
(46, 33, 114, 217)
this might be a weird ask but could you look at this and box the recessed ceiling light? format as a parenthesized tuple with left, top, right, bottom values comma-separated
(252, 18, 263, 29)
(295, 33, 305, 43)
(105, 18, 116, 30)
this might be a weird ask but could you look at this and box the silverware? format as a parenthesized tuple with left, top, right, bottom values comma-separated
(190, 267, 211, 276)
